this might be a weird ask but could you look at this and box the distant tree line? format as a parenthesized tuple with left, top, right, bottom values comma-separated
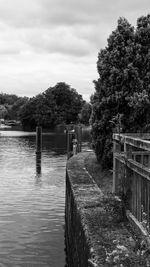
(0, 82, 92, 130)
(0, 93, 28, 120)
(91, 14, 150, 168)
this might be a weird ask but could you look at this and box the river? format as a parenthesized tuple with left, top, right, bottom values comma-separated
(0, 128, 91, 267)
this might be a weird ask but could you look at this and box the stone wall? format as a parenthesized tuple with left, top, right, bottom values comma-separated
(65, 152, 148, 267)
(65, 152, 126, 267)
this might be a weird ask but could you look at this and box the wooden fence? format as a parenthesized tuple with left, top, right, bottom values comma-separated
(113, 133, 150, 235)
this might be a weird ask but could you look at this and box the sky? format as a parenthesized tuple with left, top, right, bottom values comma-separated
(0, 0, 150, 101)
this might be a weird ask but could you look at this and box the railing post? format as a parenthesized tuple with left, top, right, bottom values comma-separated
(112, 134, 121, 193)
(112, 138, 117, 193)
(124, 140, 132, 160)
(148, 153, 150, 168)
(124, 138, 133, 210)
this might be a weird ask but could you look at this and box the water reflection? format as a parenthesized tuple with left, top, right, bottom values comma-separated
(0, 131, 66, 267)
(0, 128, 91, 267)
(36, 152, 42, 175)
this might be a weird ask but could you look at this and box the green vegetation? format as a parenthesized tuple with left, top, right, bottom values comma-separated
(20, 82, 84, 130)
(84, 152, 150, 266)
(78, 102, 92, 125)
(91, 14, 150, 168)
(0, 93, 28, 120)
(0, 82, 90, 130)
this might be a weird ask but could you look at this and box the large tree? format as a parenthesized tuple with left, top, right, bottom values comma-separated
(44, 82, 83, 124)
(0, 105, 8, 119)
(79, 102, 92, 125)
(91, 15, 150, 168)
(20, 82, 84, 130)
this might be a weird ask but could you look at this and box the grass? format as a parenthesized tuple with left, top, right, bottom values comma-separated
(84, 152, 113, 195)
(84, 151, 150, 266)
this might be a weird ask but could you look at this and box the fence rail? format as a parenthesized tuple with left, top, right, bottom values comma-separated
(113, 133, 150, 234)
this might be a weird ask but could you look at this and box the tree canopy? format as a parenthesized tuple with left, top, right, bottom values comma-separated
(91, 15, 150, 168)
(0, 93, 28, 120)
(20, 82, 84, 130)
(78, 102, 92, 125)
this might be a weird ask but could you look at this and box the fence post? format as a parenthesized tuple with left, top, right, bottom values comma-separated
(148, 152, 150, 169)
(124, 140, 132, 160)
(112, 134, 121, 193)
(124, 138, 135, 213)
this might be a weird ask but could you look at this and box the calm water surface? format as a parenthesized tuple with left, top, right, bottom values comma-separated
(0, 130, 67, 267)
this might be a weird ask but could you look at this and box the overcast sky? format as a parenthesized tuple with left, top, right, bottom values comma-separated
(0, 0, 149, 101)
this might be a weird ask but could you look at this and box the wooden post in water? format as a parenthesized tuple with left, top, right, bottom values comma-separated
(36, 126, 42, 174)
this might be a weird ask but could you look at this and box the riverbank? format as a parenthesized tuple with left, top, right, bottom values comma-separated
(65, 151, 150, 266)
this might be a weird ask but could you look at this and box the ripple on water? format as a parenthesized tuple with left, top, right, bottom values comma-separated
(0, 132, 66, 267)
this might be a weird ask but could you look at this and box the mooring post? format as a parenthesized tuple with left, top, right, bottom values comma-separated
(67, 131, 72, 159)
(36, 126, 42, 152)
(74, 125, 82, 153)
(66, 126, 76, 159)
(78, 125, 82, 153)
(73, 138, 78, 155)
(36, 126, 42, 174)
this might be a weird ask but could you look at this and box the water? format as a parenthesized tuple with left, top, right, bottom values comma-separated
(0, 128, 92, 267)
(0, 131, 67, 267)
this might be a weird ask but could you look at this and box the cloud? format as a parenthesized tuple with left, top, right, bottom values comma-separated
(0, 0, 112, 27)
(0, 0, 41, 28)
(0, 52, 97, 101)
(0, 0, 149, 57)
(24, 27, 96, 57)
(0, 0, 149, 30)
(0, 0, 113, 58)
(0, 0, 150, 100)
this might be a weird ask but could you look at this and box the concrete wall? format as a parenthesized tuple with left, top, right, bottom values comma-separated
(65, 152, 125, 267)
